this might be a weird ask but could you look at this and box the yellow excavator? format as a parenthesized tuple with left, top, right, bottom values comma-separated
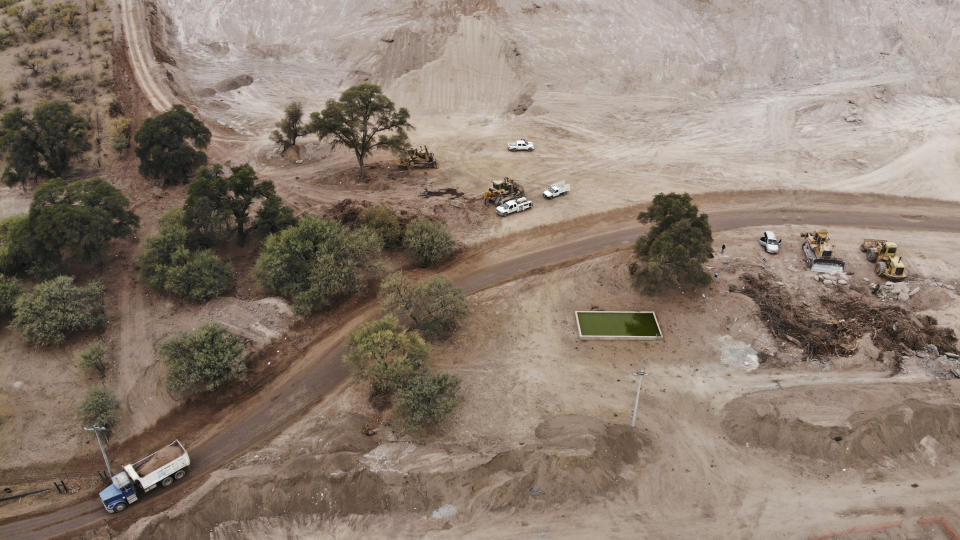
(800, 229, 846, 274)
(482, 177, 524, 206)
(397, 145, 438, 169)
(861, 239, 907, 281)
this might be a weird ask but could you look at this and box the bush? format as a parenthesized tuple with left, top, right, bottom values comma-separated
(110, 117, 131, 152)
(252, 194, 297, 240)
(79, 387, 120, 429)
(0, 273, 21, 318)
(403, 218, 455, 267)
(161, 324, 246, 395)
(13, 276, 106, 347)
(360, 205, 403, 248)
(255, 216, 383, 314)
(77, 343, 107, 377)
(139, 211, 232, 303)
(346, 315, 428, 395)
(379, 273, 467, 341)
(394, 371, 459, 433)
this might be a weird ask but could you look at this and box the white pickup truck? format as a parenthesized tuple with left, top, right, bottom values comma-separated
(508, 139, 535, 152)
(543, 181, 570, 199)
(496, 197, 533, 216)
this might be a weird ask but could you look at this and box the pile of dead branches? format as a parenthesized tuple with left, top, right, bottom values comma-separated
(821, 295, 957, 354)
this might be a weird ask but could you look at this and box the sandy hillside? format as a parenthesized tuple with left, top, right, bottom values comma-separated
(152, 0, 960, 230)
(123, 226, 960, 539)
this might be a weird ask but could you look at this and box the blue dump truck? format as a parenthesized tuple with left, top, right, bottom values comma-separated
(99, 440, 190, 513)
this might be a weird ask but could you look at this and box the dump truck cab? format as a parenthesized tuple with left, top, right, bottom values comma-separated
(98, 471, 138, 513)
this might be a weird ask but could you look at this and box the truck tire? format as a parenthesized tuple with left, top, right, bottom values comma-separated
(161, 476, 174, 487)
(113, 503, 127, 513)
(867, 251, 878, 263)
(173, 469, 187, 480)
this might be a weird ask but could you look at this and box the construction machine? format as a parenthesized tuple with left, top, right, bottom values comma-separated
(482, 177, 524, 206)
(800, 229, 846, 274)
(397, 146, 438, 169)
(862, 239, 907, 281)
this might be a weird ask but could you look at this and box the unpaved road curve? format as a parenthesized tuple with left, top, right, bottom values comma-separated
(3, 202, 960, 539)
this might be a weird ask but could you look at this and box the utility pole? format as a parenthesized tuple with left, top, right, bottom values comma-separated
(84, 426, 113, 480)
(631, 370, 647, 428)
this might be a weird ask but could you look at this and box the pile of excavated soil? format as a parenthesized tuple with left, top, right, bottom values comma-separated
(722, 386, 960, 467)
(130, 414, 648, 538)
(136, 445, 184, 475)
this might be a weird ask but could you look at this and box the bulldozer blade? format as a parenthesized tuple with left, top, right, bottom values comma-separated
(810, 258, 846, 274)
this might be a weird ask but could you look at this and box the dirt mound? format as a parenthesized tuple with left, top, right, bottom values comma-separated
(133, 415, 647, 538)
(136, 445, 183, 475)
(723, 394, 960, 467)
(737, 273, 957, 358)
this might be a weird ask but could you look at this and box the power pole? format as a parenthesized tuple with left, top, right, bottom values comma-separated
(84, 426, 113, 480)
(631, 370, 647, 428)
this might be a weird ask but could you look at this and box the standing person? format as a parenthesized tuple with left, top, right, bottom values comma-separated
(721, 243, 726, 254)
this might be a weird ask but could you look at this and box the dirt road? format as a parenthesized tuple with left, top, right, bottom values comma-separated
(3, 198, 960, 539)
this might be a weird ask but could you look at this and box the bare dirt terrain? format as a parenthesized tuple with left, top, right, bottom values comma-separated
(4, 0, 960, 538)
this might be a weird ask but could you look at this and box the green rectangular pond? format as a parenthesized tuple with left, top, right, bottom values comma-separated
(575, 311, 663, 340)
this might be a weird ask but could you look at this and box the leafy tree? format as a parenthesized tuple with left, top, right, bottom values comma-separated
(160, 323, 246, 395)
(79, 387, 120, 429)
(633, 193, 713, 294)
(306, 84, 412, 178)
(134, 105, 211, 185)
(379, 273, 467, 341)
(183, 163, 277, 246)
(360, 205, 403, 248)
(255, 215, 383, 314)
(270, 101, 305, 151)
(0, 273, 21, 318)
(0, 215, 35, 275)
(77, 343, 107, 377)
(13, 276, 106, 347)
(0, 101, 90, 186)
(29, 177, 139, 268)
(346, 315, 429, 394)
(252, 194, 297, 240)
(403, 217, 456, 267)
(394, 371, 459, 433)
(139, 211, 232, 303)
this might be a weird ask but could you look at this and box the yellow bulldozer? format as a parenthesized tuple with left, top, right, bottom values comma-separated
(861, 239, 907, 281)
(800, 229, 846, 274)
(482, 177, 524, 206)
(397, 145, 438, 169)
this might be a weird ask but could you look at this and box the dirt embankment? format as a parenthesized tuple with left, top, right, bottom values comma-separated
(130, 414, 648, 539)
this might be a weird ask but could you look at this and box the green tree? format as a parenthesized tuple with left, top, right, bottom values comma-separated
(633, 193, 713, 294)
(0, 101, 90, 187)
(346, 315, 429, 394)
(79, 387, 121, 429)
(252, 194, 297, 240)
(0, 215, 36, 275)
(28, 177, 139, 268)
(77, 343, 107, 377)
(139, 211, 232, 303)
(403, 217, 456, 267)
(13, 276, 106, 347)
(306, 84, 412, 178)
(394, 371, 459, 433)
(270, 101, 305, 151)
(183, 163, 277, 246)
(135, 105, 211, 185)
(255, 215, 383, 314)
(160, 323, 246, 395)
(0, 273, 21, 318)
(379, 273, 468, 341)
(360, 205, 403, 248)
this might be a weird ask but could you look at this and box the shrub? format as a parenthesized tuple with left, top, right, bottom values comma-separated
(0, 273, 21, 318)
(394, 371, 459, 433)
(79, 387, 120, 429)
(0, 215, 42, 276)
(77, 343, 107, 377)
(403, 217, 455, 267)
(379, 273, 467, 341)
(345, 315, 429, 395)
(110, 117, 131, 152)
(360, 205, 403, 248)
(252, 194, 297, 240)
(161, 324, 246, 395)
(255, 215, 383, 314)
(13, 276, 106, 347)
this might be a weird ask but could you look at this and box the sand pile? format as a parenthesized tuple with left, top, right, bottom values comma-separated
(137, 445, 183, 475)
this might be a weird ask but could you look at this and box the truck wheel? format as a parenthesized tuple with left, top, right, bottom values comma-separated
(161, 476, 174, 487)
(113, 503, 127, 513)
(867, 252, 877, 263)
(173, 469, 187, 480)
